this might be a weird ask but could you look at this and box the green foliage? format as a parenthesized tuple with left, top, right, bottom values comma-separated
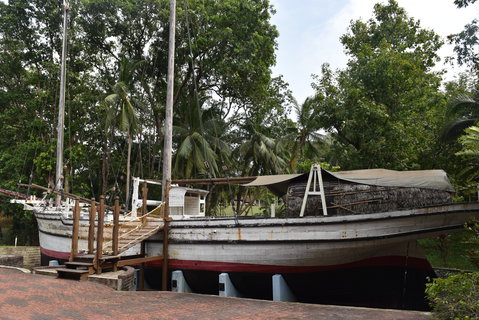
(464, 222, 479, 268)
(311, 0, 446, 170)
(419, 231, 479, 271)
(454, 0, 478, 7)
(426, 272, 479, 320)
(454, 125, 479, 196)
(1, 0, 477, 218)
(0, 204, 38, 246)
(0, 0, 283, 201)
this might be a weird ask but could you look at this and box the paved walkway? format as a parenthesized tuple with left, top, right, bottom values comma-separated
(0, 268, 431, 320)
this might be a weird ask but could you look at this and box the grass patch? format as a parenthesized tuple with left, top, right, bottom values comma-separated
(419, 230, 478, 271)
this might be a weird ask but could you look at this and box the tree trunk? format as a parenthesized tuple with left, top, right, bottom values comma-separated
(100, 129, 111, 196)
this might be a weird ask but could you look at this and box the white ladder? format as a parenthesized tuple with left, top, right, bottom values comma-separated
(300, 164, 328, 217)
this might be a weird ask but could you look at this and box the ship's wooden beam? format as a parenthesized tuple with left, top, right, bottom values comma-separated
(116, 255, 163, 267)
(18, 183, 126, 213)
(170, 177, 257, 185)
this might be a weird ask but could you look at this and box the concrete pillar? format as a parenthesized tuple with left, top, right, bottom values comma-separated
(219, 273, 242, 297)
(171, 270, 192, 293)
(272, 274, 296, 302)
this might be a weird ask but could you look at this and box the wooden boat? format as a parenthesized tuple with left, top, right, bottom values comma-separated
(13, 166, 479, 309)
(10, 0, 479, 310)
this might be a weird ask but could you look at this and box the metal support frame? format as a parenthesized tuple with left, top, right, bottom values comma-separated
(300, 164, 328, 217)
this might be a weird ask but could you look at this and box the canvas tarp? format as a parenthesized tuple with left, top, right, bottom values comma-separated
(242, 168, 454, 196)
(241, 174, 304, 196)
(327, 169, 454, 192)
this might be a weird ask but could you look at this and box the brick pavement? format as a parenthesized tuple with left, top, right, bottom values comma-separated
(0, 268, 431, 320)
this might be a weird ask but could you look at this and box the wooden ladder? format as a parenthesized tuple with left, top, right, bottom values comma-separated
(300, 164, 328, 217)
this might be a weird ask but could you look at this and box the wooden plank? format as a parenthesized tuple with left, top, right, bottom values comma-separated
(112, 197, 120, 258)
(135, 176, 257, 185)
(117, 255, 163, 267)
(95, 196, 105, 274)
(171, 176, 257, 185)
(162, 183, 170, 291)
(65, 261, 94, 268)
(331, 202, 357, 214)
(70, 198, 81, 261)
(57, 268, 89, 280)
(139, 241, 145, 291)
(142, 181, 148, 215)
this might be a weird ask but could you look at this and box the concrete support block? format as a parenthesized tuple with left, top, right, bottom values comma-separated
(171, 270, 192, 293)
(219, 273, 242, 297)
(48, 260, 59, 267)
(272, 274, 296, 302)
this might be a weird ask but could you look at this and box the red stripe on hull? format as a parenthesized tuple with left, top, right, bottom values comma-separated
(40, 247, 70, 260)
(145, 256, 432, 273)
(40, 248, 432, 273)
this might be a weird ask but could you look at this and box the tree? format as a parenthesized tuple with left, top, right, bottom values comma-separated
(173, 102, 231, 179)
(105, 58, 142, 208)
(312, 0, 445, 170)
(0, 0, 287, 214)
(448, 0, 479, 73)
(287, 97, 324, 172)
(454, 0, 477, 8)
(441, 90, 479, 141)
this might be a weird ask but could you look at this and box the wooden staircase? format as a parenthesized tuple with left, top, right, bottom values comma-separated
(57, 261, 95, 280)
(57, 199, 165, 280)
(102, 215, 164, 255)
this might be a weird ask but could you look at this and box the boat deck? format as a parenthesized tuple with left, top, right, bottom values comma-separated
(0, 267, 431, 320)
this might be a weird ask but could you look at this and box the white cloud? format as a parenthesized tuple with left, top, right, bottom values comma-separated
(271, 0, 479, 104)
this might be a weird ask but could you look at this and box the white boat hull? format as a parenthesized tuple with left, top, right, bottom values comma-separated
(30, 202, 479, 309)
(32, 202, 479, 270)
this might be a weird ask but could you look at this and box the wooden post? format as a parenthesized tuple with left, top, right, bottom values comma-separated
(139, 241, 145, 291)
(55, 0, 69, 207)
(70, 197, 80, 261)
(88, 198, 96, 254)
(161, 0, 176, 292)
(142, 181, 148, 216)
(112, 196, 120, 259)
(95, 195, 105, 274)
(162, 184, 170, 291)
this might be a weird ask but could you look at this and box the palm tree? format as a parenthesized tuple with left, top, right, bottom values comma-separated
(105, 58, 142, 209)
(238, 122, 287, 177)
(457, 125, 479, 157)
(230, 121, 287, 215)
(441, 92, 479, 141)
(288, 97, 323, 172)
(173, 103, 230, 179)
(455, 124, 479, 196)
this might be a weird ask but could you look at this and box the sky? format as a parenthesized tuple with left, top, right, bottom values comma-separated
(269, 0, 479, 104)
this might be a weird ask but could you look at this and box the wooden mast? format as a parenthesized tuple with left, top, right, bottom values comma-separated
(55, 0, 69, 206)
(161, 0, 176, 291)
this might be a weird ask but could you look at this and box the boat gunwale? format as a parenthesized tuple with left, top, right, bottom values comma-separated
(29, 202, 479, 228)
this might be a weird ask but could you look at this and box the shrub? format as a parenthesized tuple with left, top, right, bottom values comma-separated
(426, 272, 479, 320)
